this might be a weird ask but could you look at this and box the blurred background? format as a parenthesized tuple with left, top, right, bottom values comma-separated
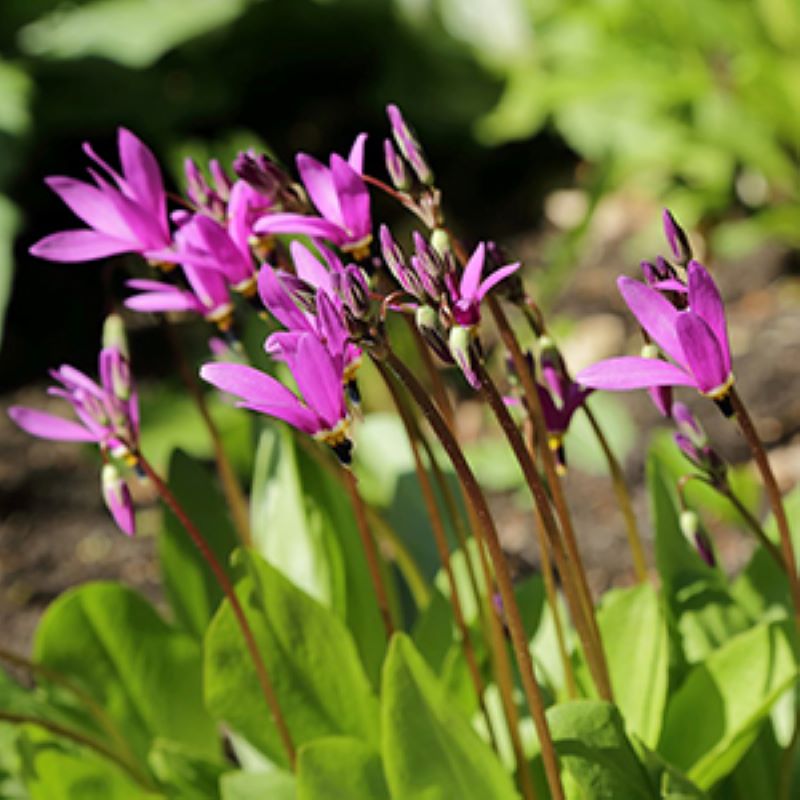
(1, 0, 799, 648)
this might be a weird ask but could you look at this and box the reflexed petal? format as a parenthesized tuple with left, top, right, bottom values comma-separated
(576, 356, 695, 391)
(265, 330, 302, 361)
(237, 400, 319, 435)
(290, 241, 333, 294)
(296, 153, 342, 225)
(315, 291, 348, 365)
(687, 261, 731, 374)
(676, 313, 730, 394)
(118, 128, 166, 224)
(257, 264, 310, 331)
(289, 333, 345, 430)
(53, 365, 104, 398)
(8, 406, 97, 442)
(44, 177, 130, 238)
(476, 261, 520, 300)
(253, 213, 345, 244)
(347, 133, 368, 174)
(102, 465, 136, 536)
(651, 279, 687, 293)
(458, 243, 486, 301)
(93, 173, 167, 249)
(200, 362, 300, 408)
(125, 288, 201, 314)
(618, 277, 685, 367)
(330, 154, 370, 239)
(181, 263, 230, 312)
(30, 230, 134, 262)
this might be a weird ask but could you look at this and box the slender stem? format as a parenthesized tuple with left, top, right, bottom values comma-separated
(295, 436, 431, 609)
(136, 453, 296, 768)
(486, 297, 611, 697)
(0, 647, 137, 768)
(376, 360, 500, 752)
(0, 711, 155, 790)
(404, 315, 456, 429)
(342, 468, 396, 639)
(523, 421, 578, 700)
(729, 388, 800, 626)
(162, 320, 252, 547)
(383, 349, 565, 800)
(473, 355, 613, 702)
(723, 487, 785, 572)
(582, 403, 649, 582)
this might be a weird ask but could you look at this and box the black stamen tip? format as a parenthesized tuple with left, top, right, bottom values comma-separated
(331, 438, 353, 465)
(715, 395, 734, 418)
(346, 379, 362, 405)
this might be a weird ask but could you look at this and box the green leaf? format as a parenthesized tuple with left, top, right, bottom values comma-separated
(381, 634, 519, 800)
(33, 582, 218, 765)
(547, 701, 655, 799)
(595, 584, 669, 748)
(18, 0, 251, 68)
(297, 737, 388, 800)
(732, 486, 800, 620)
(251, 425, 386, 683)
(159, 449, 239, 639)
(219, 769, 295, 800)
(148, 739, 226, 800)
(658, 620, 799, 789)
(20, 737, 162, 800)
(204, 551, 380, 770)
(250, 425, 345, 612)
(647, 447, 751, 667)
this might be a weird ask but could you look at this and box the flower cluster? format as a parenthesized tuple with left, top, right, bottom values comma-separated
(577, 212, 734, 410)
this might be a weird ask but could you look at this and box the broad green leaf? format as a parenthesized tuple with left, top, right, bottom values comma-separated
(18, 0, 250, 68)
(204, 551, 379, 770)
(34, 582, 218, 764)
(659, 620, 799, 789)
(148, 739, 226, 800)
(159, 449, 239, 639)
(252, 424, 386, 683)
(596, 584, 668, 748)
(732, 486, 800, 620)
(648, 447, 751, 667)
(220, 769, 295, 800)
(633, 739, 708, 800)
(250, 425, 345, 612)
(715, 724, 780, 800)
(381, 634, 520, 800)
(18, 728, 162, 800)
(412, 588, 455, 672)
(297, 737, 388, 800)
(547, 701, 655, 799)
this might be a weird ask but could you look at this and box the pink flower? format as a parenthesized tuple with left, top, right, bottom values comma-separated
(30, 128, 174, 264)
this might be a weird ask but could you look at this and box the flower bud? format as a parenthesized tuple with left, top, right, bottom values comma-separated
(662, 209, 693, 266)
(680, 509, 715, 567)
(102, 314, 129, 359)
(416, 305, 453, 365)
(430, 228, 451, 257)
(449, 324, 479, 389)
(384, 139, 411, 191)
(387, 104, 434, 186)
(102, 463, 135, 536)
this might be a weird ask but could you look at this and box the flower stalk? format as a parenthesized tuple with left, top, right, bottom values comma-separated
(381, 348, 565, 800)
(136, 453, 297, 768)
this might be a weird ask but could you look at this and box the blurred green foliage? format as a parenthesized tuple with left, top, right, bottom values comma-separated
(434, 0, 800, 252)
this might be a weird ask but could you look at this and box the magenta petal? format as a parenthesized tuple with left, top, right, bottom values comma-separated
(102, 466, 136, 536)
(125, 290, 200, 314)
(253, 213, 345, 244)
(576, 357, 695, 391)
(265, 330, 302, 360)
(347, 133, 368, 174)
(237, 401, 319, 435)
(44, 177, 130, 238)
(8, 406, 97, 442)
(290, 242, 333, 294)
(117, 128, 166, 224)
(476, 261, 521, 300)
(201, 362, 296, 406)
(30, 230, 134, 262)
(686, 261, 731, 374)
(617, 277, 686, 367)
(458, 243, 487, 301)
(675, 313, 730, 395)
(257, 265, 310, 331)
(330, 154, 370, 239)
(316, 291, 348, 364)
(289, 334, 345, 430)
(296, 153, 342, 225)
